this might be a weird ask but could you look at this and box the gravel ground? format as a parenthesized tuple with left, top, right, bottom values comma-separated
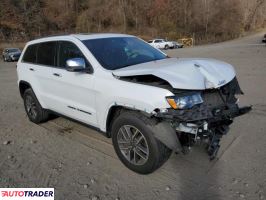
(0, 32, 266, 200)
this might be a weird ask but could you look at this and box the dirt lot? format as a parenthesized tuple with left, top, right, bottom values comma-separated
(0, 32, 266, 200)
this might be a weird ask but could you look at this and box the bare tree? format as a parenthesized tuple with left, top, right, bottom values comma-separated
(245, 0, 265, 30)
(1, 0, 266, 43)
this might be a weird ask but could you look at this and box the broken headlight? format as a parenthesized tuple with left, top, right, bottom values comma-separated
(166, 93, 203, 109)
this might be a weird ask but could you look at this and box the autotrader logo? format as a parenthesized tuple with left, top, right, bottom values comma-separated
(0, 188, 54, 199)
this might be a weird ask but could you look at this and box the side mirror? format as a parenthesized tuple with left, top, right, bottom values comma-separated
(66, 58, 86, 72)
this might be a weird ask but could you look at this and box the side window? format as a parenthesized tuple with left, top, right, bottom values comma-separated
(22, 44, 38, 63)
(36, 42, 57, 66)
(58, 41, 88, 68)
(155, 40, 162, 43)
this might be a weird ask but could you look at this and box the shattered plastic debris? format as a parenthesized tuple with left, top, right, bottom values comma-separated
(83, 184, 89, 189)
(91, 195, 99, 200)
(90, 178, 95, 184)
(3, 140, 11, 145)
(165, 186, 171, 191)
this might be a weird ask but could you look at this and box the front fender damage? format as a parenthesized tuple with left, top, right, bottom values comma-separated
(151, 121, 182, 152)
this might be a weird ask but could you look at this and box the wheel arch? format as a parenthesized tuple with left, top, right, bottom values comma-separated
(105, 105, 121, 137)
(19, 80, 32, 98)
(18, 80, 47, 109)
(105, 105, 152, 138)
(105, 105, 182, 152)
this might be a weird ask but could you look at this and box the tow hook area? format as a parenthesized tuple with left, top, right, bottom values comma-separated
(207, 125, 229, 160)
(175, 121, 230, 160)
(155, 104, 252, 160)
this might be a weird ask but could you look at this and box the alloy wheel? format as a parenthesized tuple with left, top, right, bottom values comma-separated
(117, 125, 149, 165)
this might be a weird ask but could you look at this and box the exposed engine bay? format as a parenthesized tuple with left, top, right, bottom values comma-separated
(119, 74, 173, 90)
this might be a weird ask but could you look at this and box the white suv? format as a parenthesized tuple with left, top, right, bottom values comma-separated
(17, 34, 251, 174)
(148, 39, 174, 49)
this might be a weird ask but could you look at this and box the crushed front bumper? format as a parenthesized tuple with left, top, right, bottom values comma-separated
(154, 104, 251, 159)
(153, 78, 252, 159)
(155, 104, 252, 124)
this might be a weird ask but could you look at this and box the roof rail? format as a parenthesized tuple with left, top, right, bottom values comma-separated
(75, 33, 93, 35)
(33, 33, 72, 40)
(33, 33, 96, 40)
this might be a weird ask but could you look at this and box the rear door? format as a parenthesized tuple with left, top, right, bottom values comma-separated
(31, 41, 58, 109)
(19, 42, 58, 109)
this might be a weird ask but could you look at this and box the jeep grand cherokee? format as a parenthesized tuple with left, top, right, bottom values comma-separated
(17, 34, 251, 174)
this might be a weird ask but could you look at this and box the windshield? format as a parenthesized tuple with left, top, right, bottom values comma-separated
(82, 37, 167, 70)
(8, 48, 20, 53)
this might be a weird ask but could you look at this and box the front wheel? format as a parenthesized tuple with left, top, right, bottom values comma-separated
(164, 45, 169, 50)
(111, 111, 172, 174)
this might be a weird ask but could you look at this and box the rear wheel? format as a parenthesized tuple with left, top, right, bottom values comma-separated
(23, 88, 49, 123)
(111, 111, 172, 174)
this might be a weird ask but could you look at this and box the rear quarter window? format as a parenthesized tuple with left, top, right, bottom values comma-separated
(22, 44, 38, 63)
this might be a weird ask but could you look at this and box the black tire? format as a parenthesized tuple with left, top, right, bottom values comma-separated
(164, 45, 169, 50)
(23, 88, 49, 123)
(111, 111, 172, 174)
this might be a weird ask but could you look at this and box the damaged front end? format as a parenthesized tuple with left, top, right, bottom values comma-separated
(153, 77, 252, 160)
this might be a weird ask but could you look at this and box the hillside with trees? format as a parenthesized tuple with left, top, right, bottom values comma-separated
(0, 0, 265, 44)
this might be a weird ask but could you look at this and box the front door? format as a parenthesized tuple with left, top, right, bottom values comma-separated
(35, 41, 97, 126)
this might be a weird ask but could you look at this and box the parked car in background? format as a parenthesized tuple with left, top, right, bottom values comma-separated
(148, 39, 174, 50)
(2, 48, 21, 62)
(262, 34, 266, 43)
(171, 41, 184, 49)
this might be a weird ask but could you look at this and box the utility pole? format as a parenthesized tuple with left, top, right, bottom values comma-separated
(204, 0, 209, 41)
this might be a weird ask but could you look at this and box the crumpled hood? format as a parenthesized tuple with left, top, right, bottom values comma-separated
(112, 58, 236, 90)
